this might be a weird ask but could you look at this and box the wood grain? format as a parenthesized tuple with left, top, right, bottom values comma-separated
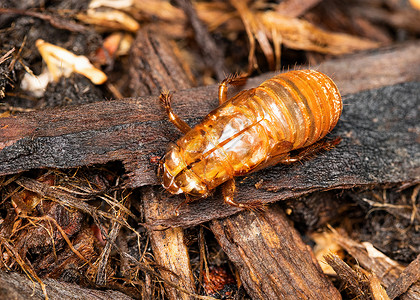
(211, 206, 341, 299)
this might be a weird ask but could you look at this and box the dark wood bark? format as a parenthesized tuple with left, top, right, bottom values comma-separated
(0, 42, 419, 180)
(129, 27, 194, 96)
(210, 205, 341, 299)
(0, 270, 133, 300)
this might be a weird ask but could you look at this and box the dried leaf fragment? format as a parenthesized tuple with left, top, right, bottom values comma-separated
(89, 0, 134, 10)
(230, 0, 275, 70)
(229, 0, 380, 70)
(261, 11, 380, 55)
(77, 8, 140, 32)
(36, 39, 107, 85)
(410, 0, 420, 10)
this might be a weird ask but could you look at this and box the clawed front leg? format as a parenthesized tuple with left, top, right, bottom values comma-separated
(222, 178, 265, 211)
(218, 73, 249, 105)
(159, 91, 191, 134)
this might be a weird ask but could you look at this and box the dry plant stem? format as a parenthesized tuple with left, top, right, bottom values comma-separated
(13, 177, 126, 230)
(275, 0, 322, 17)
(142, 187, 196, 300)
(369, 275, 391, 300)
(175, 0, 227, 81)
(0, 269, 133, 300)
(333, 231, 420, 300)
(386, 254, 420, 299)
(0, 237, 49, 300)
(211, 206, 341, 299)
(324, 253, 370, 300)
(93, 231, 207, 299)
(0, 47, 15, 65)
(260, 12, 379, 56)
(230, 0, 275, 70)
(96, 198, 131, 286)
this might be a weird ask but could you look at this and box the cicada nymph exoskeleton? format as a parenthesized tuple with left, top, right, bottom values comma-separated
(158, 70, 342, 210)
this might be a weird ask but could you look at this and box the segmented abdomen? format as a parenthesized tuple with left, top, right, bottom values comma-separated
(174, 70, 342, 191)
(254, 70, 342, 149)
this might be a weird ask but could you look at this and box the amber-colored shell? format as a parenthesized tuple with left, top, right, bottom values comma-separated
(161, 70, 342, 197)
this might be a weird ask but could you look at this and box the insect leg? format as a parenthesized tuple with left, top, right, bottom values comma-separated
(279, 137, 341, 164)
(174, 194, 195, 216)
(218, 73, 249, 105)
(159, 91, 191, 134)
(222, 178, 265, 211)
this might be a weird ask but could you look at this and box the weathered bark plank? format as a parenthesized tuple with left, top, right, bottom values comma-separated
(210, 205, 341, 299)
(0, 270, 134, 300)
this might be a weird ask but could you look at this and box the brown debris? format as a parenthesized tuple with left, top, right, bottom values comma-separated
(143, 187, 196, 300)
(332, 230, 420, 300)
(36, 39, 107, 85)
(0, 8, 89, 32)
(275, 0, 322, 17)
(352, 6, 420, 34)
(261, 11, 379, 55)
(1, 44, 419, 228)
(230, 0, 379, 70)
(0, 269, 133, 300)
(201, 265, 236, 298)
(325, 253, 392, 300)
(175, 0, 228, 81)
(367, 271, 391, 300)
(129, 28, 194, 96)
(76, 8, 140, 32)
(324, 253, 371, 300)
(211, 206, 341, 299)
(230, 0, 275, 70)
(95, 190, 131, 286)
(1, 42, 419, 182)
(136, 30, 197, 300)
(386, 254, 420, 299)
